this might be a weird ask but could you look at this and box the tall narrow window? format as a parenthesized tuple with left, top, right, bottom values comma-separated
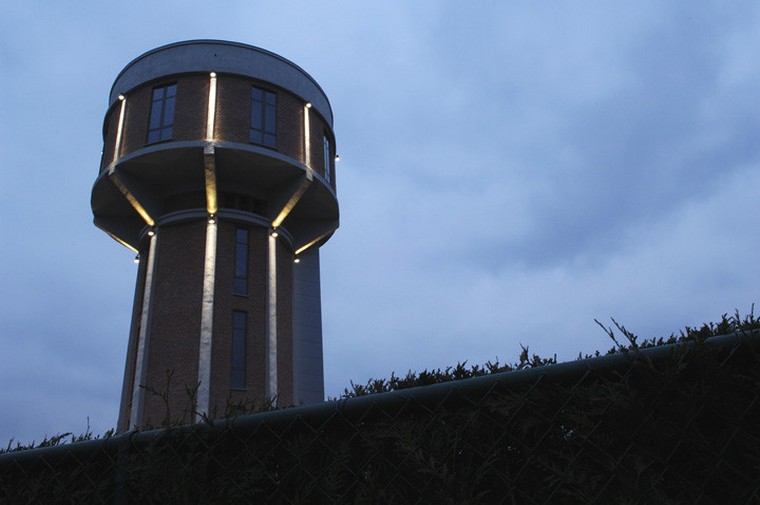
(231, 311, 247, 389)
(147, 83, 176, 144)
(250, 86, 276, 148)
(234, 228, 249, 296)
(323, 135, 331, 183)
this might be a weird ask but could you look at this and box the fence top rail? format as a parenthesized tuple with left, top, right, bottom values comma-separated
(1, 330, 755, 466)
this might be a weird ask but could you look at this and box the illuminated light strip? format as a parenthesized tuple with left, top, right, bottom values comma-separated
(206, 72, 217, 140)
(109, 171, 155, 227)
(303, 103, 311, 168)
(130, 233, 158, 429)
(204, 72, 218, 215)
(113, 95, 127, 164)
(105, 230, 138, 253)
(196, 219, 218, 421)
(204, 146, 217, 215)
(294, 230, 335, 256)
(271, 173, 312, 229)
(267, 234, 278, 402)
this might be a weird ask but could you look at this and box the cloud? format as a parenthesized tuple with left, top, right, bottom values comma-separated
(2, 1, 760, 444)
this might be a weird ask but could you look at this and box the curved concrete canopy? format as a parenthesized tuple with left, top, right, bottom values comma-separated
(109, 40, 333, 127)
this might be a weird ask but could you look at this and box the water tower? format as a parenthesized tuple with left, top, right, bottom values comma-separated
(91, 41, 338, 431)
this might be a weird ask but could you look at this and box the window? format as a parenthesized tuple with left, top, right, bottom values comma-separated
(147, 83, 176, 144)
(220, 192, 266, 215)
(234, 228, 249, 296)
(250, 86, 276, 148)
(323, 135, 331, 183)
(231, 311, 247, 389)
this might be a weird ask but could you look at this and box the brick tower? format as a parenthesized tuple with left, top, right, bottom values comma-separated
(91, 41, 338, 431)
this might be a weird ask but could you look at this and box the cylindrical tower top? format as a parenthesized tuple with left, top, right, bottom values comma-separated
(109, 40, 333, 127)
(94, 39, 338, 253)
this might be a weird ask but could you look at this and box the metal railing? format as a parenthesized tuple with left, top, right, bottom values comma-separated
(2, 332, 759, 504)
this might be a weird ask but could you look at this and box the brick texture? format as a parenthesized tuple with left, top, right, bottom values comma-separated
(120, 85, 151, 156)
(100, 104, 120, 171)
(209, 221, 269, 412)
(108, 73, 333, 182)
(142, 221, 205, 427)
(214, 76, 251, 144)
(172, 76, 207, 141)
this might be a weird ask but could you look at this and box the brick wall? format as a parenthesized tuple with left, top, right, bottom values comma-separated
(172, 76, 207, 141)
(277, 88, 305, 164)
(209, 221, 269, 412)
(142, 221, 205, 427)
(214, 76, 251, 144)
(307, 108, 336, 190)
(100, 104, 120, 171)
(109, 72, 335, 189)
(120, 84, 151, 157)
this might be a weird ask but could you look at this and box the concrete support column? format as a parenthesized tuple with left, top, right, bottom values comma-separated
(303, 103, 311, 169)
(196, 219, 218, 421)
(113, 95, 127, 164)
(267, 234, 278, 402)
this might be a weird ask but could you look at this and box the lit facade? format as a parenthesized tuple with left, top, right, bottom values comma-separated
(91, 41, 338, 431)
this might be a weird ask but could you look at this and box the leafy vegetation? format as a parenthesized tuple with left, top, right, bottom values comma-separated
(343, 306, 759, 397)
(3, 306, 758, 454)
(1, 307, 759, 502)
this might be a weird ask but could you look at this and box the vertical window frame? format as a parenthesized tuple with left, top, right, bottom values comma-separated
(231, 311, 247, 389)
(250, 86, 277, 148)
(323, 134, 331, 183)
(147, 83, 177, 144)
(233, 228, 249, 296)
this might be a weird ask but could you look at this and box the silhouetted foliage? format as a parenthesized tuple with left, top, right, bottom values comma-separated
(343, 306, 759, 397)
(2, 307, 759, 503)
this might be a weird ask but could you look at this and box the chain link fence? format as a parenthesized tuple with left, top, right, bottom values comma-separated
(2, 332, 759, 504)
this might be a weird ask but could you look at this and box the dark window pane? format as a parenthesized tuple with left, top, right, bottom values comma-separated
(231, 370, 245, 389)
(236, 228, 248, 244)
(251, 105, 262, 130)
(231, 339, 245, 369)
(233, 278, 247, 296)
(250, 86, 276, 148)
(264, 104, 276, 134)
(149, 100, 163, 129)
(147, 83, 176, 144)
(233, 228, 249, 296)
(324, 135, 331, 182)
(163, 96, 175, 126)
(239, 195, 253, 212)
(235, 244, 247, 277)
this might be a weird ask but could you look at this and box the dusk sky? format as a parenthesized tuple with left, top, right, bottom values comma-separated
(2, 2, 759, 445)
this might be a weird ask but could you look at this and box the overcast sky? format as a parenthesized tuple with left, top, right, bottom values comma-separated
(1, 1, 759, 445)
